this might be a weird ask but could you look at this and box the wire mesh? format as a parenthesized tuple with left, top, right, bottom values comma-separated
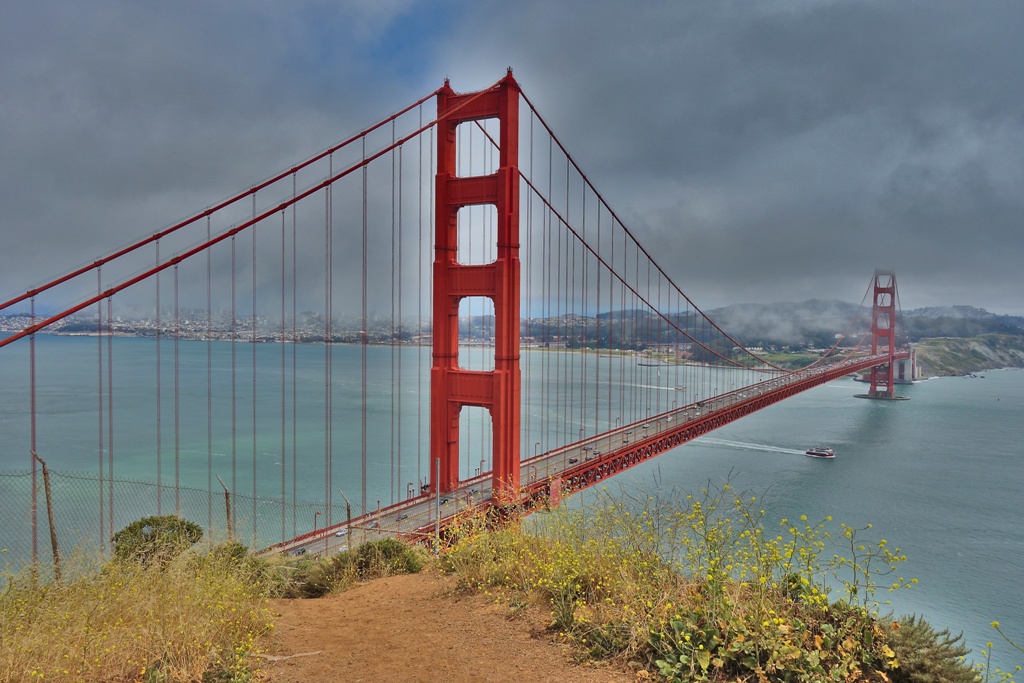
(0, 469, 330, 571)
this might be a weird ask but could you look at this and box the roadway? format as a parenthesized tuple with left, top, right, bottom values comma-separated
(267, 351, 904, 557)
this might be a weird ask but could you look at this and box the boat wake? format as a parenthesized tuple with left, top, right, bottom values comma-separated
(696, 437, 805, 456)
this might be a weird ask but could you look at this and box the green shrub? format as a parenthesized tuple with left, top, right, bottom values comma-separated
(279, 538, 426, 599)
(282, 552, 355, 598)
(354, 537, 424, 579)
(111, 515, 203, 566)
(887, 614, 980, 683)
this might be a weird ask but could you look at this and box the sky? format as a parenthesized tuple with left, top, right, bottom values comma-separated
(2, 0, 1023, 316)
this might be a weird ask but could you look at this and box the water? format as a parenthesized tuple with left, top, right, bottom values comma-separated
(602, 370, 1024, 674)
(1, 336, 1021, 673)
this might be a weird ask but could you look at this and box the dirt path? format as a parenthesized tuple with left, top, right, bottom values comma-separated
(264, 572, 635, 683)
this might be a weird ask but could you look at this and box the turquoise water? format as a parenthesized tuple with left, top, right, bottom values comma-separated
(606, 369, 1024, 675)
(1, 335, 1021, 673)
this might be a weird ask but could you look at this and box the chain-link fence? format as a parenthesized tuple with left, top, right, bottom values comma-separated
(1, 469, 335, 570)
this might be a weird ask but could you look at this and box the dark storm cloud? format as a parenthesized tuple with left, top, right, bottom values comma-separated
(0, 1, 427, 303)
(2, 1, 1022, 315)
(439, 0, 1024, 313)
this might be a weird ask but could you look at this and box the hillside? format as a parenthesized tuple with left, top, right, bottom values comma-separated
(914, 334, 1024, 377)
(704, 300, 1024, 348)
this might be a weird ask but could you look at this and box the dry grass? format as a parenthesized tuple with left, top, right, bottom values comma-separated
(0, 548, 274, 683)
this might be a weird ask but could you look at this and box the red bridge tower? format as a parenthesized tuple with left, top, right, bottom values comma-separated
(867, 270, 901, 399)
(430, 72, 522, 500)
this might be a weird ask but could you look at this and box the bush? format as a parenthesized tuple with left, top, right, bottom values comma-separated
(111, 515, 203, 566)
(887, 614, 980, 683)
(279, 538, 427, 599)
(354, 537, 424, 579)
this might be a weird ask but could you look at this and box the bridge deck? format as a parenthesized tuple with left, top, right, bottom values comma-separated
(266, 352, 907, 557)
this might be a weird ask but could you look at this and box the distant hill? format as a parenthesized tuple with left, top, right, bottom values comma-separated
(704, 299, 859, 349)
(902, 305, 998, 319)
(900, 306, 1024, 341)
(703, 301, 1024, 348)
(915, 335, 1024, 376)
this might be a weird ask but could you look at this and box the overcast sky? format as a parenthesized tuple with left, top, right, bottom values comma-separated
(2, 0, 1022, 316)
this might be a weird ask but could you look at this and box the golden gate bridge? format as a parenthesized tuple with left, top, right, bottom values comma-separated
(0, 71, 908, 563)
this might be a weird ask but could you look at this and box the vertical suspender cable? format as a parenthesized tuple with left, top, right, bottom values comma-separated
(597, 204, 604, 431)
(425, 121, 434, 489)
(231, 235, 237, 525)
(96, 273, 105, 554)
(619, 227, 625, 423)
(541, 196, 547, 452)
(462, 123, 471, 475)
(155, 243, 162, 514)
(280, 210, 287, 541)
(30, 299, 38, 562)
(324, 154, 334, 523)
(579, 181, 587, 439)
(616, 228, 622, 424)
(206, 215, 213, 537)
(416, 106, 424, 492)
(361, 138, 368, 514)
(562, 157, 570, 445)
(328, 157, 335, 523)
(252, 196, 258, 545)
(390, 121, 397, 502)
(291, 174, 298, 536)
(646, 258, 652, 418)
(323, 162, 330, 521)
(555, 157, 562, 443)
(568, 162, 576, 442)
(632, 238, 637, 419)
(174, 263, 180, 515)
(524, 113, 533, 452)
(397, 144, 404, 498)
(604, 212, 611, 429)
(107, 296, 114, 536)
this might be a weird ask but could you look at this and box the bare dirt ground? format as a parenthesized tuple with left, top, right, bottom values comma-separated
(264, 571, 636, 683)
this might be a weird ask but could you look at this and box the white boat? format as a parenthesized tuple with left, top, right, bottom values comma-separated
(805, 446, 835, 459)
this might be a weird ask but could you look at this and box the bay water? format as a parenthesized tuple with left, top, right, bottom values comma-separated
(1, 335, 1020, 672)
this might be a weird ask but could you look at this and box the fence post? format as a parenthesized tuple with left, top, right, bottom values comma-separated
(337, 488, 353, 544)
(30, 451, 61, 584)
(217, 476, 232, 542)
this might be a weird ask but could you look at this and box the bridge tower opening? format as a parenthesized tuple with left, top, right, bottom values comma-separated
(430, 71, 522, 500)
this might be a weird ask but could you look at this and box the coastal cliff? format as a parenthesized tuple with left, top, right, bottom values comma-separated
(915, 334, 1024, 377)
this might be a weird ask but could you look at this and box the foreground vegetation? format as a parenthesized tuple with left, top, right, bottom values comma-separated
(0, 519, 427, 683)
(1, 545, 273, 682)
(441, 483, 1020, 682)
(4, 493, 1018, 682)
